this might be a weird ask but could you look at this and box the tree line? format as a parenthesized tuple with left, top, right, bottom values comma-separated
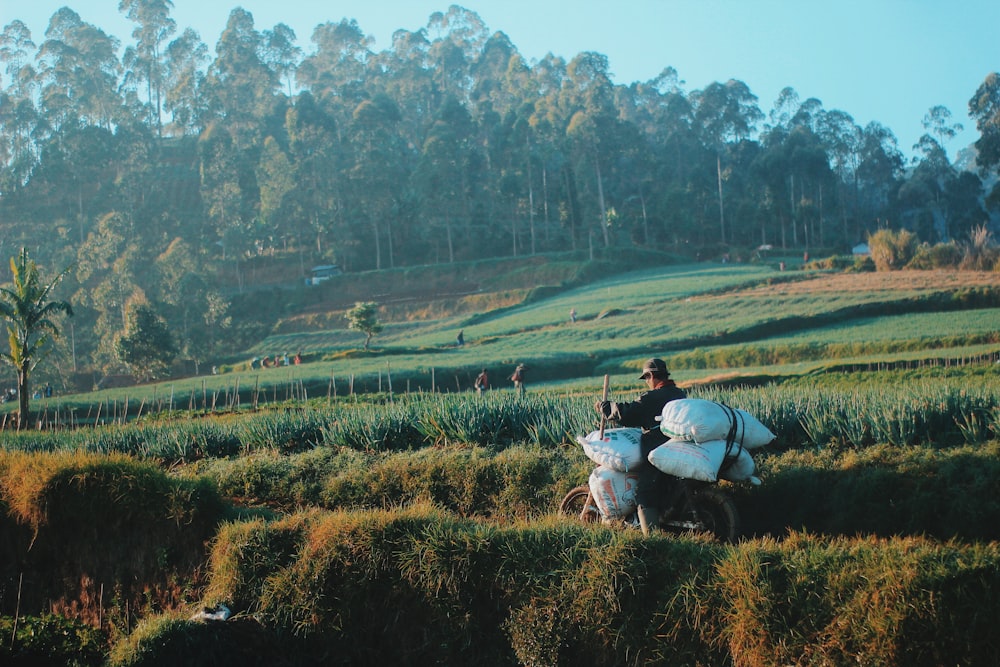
(0, 3, 999, 388)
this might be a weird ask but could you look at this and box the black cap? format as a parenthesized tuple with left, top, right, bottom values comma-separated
(638, 358, 668, 379)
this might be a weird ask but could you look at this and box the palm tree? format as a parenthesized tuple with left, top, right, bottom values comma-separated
(0, 248, 73, 430)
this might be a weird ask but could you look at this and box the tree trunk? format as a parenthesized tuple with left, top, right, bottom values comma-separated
(17, 368, 29, 430)
(595, 160, 609, 247)
(716, 154, 726, 244)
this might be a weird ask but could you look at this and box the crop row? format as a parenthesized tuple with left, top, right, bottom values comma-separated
(4, 374, 1000, 460)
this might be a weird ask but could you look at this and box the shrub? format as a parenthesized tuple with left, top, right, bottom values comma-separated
(0, 614, 106, 666)
(106, 612, 285, 667)
(868, 228, 918, 271)
(163, 507, 1000, 665)
(906, 241, 962, 269)
(0, 451, 228, 623)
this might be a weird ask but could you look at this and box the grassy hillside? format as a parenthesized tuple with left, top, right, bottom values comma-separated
(3, 258, 1000, 663)
(6, 258, 998, 423)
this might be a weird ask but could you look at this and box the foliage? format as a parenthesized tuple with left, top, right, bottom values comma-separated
(0, 450, 229, 624)
(106, 613, 285, 667)
(0, 3, 996, 386)
(959, 224, 1000, 271)
(867, 228, 918, 270)
(345, 301, 383, 351)
(115, 302, 179, 382)
(906, 241, 963, 269)
(176, 506, 1000, 665)
(0, 613, 106, 666)
(0, 247, 73, 429)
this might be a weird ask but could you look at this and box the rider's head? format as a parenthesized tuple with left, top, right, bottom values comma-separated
(638, 358, 670, 387)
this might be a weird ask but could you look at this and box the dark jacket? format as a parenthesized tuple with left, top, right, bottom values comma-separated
(607, 383, 687, 455)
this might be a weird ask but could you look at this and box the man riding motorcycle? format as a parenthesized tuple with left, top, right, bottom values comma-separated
(595, 358, 686, 536)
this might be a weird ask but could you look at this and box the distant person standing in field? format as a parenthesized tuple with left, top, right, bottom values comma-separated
(570, 308, 577, 323)
(474, 368, 489, 394)
(510, 363, 526, 395)
(456, 329, 465, 346)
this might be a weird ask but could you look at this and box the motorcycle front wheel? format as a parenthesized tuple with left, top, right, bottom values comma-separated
(558, 485, 600, 523)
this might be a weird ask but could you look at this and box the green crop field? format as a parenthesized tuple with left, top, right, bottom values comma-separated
(3, 259, 1000, 665)
(6, 260, 997, 419)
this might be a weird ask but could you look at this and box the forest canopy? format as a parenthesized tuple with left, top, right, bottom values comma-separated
(1, 3, 999, 388)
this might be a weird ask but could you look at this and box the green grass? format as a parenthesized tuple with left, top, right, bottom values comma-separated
(7, 259, 1000, 664)
(5, 261, 999, 423)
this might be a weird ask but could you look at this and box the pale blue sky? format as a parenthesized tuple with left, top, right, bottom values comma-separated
(8, 1, 998, 161)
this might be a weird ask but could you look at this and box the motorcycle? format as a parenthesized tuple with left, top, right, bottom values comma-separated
(559, 471, 741, 543)
(560, 395, 771, 543)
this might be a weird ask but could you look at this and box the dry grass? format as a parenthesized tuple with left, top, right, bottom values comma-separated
(715, 270, 998, 298)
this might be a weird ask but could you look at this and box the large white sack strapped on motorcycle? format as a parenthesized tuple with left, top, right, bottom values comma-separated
(649, 438, 760, 484)
(588, 465, 640, 519)
(658, 398, 775, 448)
(647, 438, 733, 483)
(717, 445, 758, 484)
(576, 427, 644, 472)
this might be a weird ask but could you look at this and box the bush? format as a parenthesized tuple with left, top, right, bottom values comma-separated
(906, 241, 962, 269)
(106, 613, 285, 667)
(0, 613, 106, 666)
(868, 228, 918, 271)
(0, 451, 228, 623)
(156, 506, 1000, 666)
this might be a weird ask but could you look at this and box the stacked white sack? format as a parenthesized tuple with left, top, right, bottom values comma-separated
(717, 445, 758, 484)
(647, 438, 759, 484)
(648, 438, 726, 482)
(658, 399, 775, 448)
(588, 465, 640, 519)
(575, 427, 644, 472)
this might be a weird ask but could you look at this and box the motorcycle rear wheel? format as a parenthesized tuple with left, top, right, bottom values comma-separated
(669, 487, 740, 543)
(559, 485, 600, 523)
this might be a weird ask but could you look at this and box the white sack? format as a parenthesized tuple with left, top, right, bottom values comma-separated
(576, 427, 643, 472)
(648, 438, 731, 482)
(588, 465, 639, 519)
(717, 444, 757, 483)
(658, 399, 775, 449)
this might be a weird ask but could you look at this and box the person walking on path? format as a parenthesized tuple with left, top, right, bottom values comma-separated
(594, 358, 686, 536)
(474, 368, 489, 394)
(510, 363, 526, 395)
(456, 330, 465, 346)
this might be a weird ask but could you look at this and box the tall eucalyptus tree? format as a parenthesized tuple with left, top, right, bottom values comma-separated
(284, 92, 342, 262)
(202, 8, 277, 148)
(263, 23, 301, 98)
(35, 8, 123, 131)
(969, 71, 1000, 208)
(347, 93, 406, 269)
(855, 122, 905, 242)
(162, 27, 208, 136)
(691, 79, 763, 245)
(415, 96, 480, 263)
(297, 18, 371, 116)
(0, 19, 41, 195)
(119, 0, 177, 137)
(816, 109, 861, 243)
(426, 5, 488, 105)
(0, 20, 36, 99)
(0, 20, 40, 193)
(561, 52, 619, 249)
